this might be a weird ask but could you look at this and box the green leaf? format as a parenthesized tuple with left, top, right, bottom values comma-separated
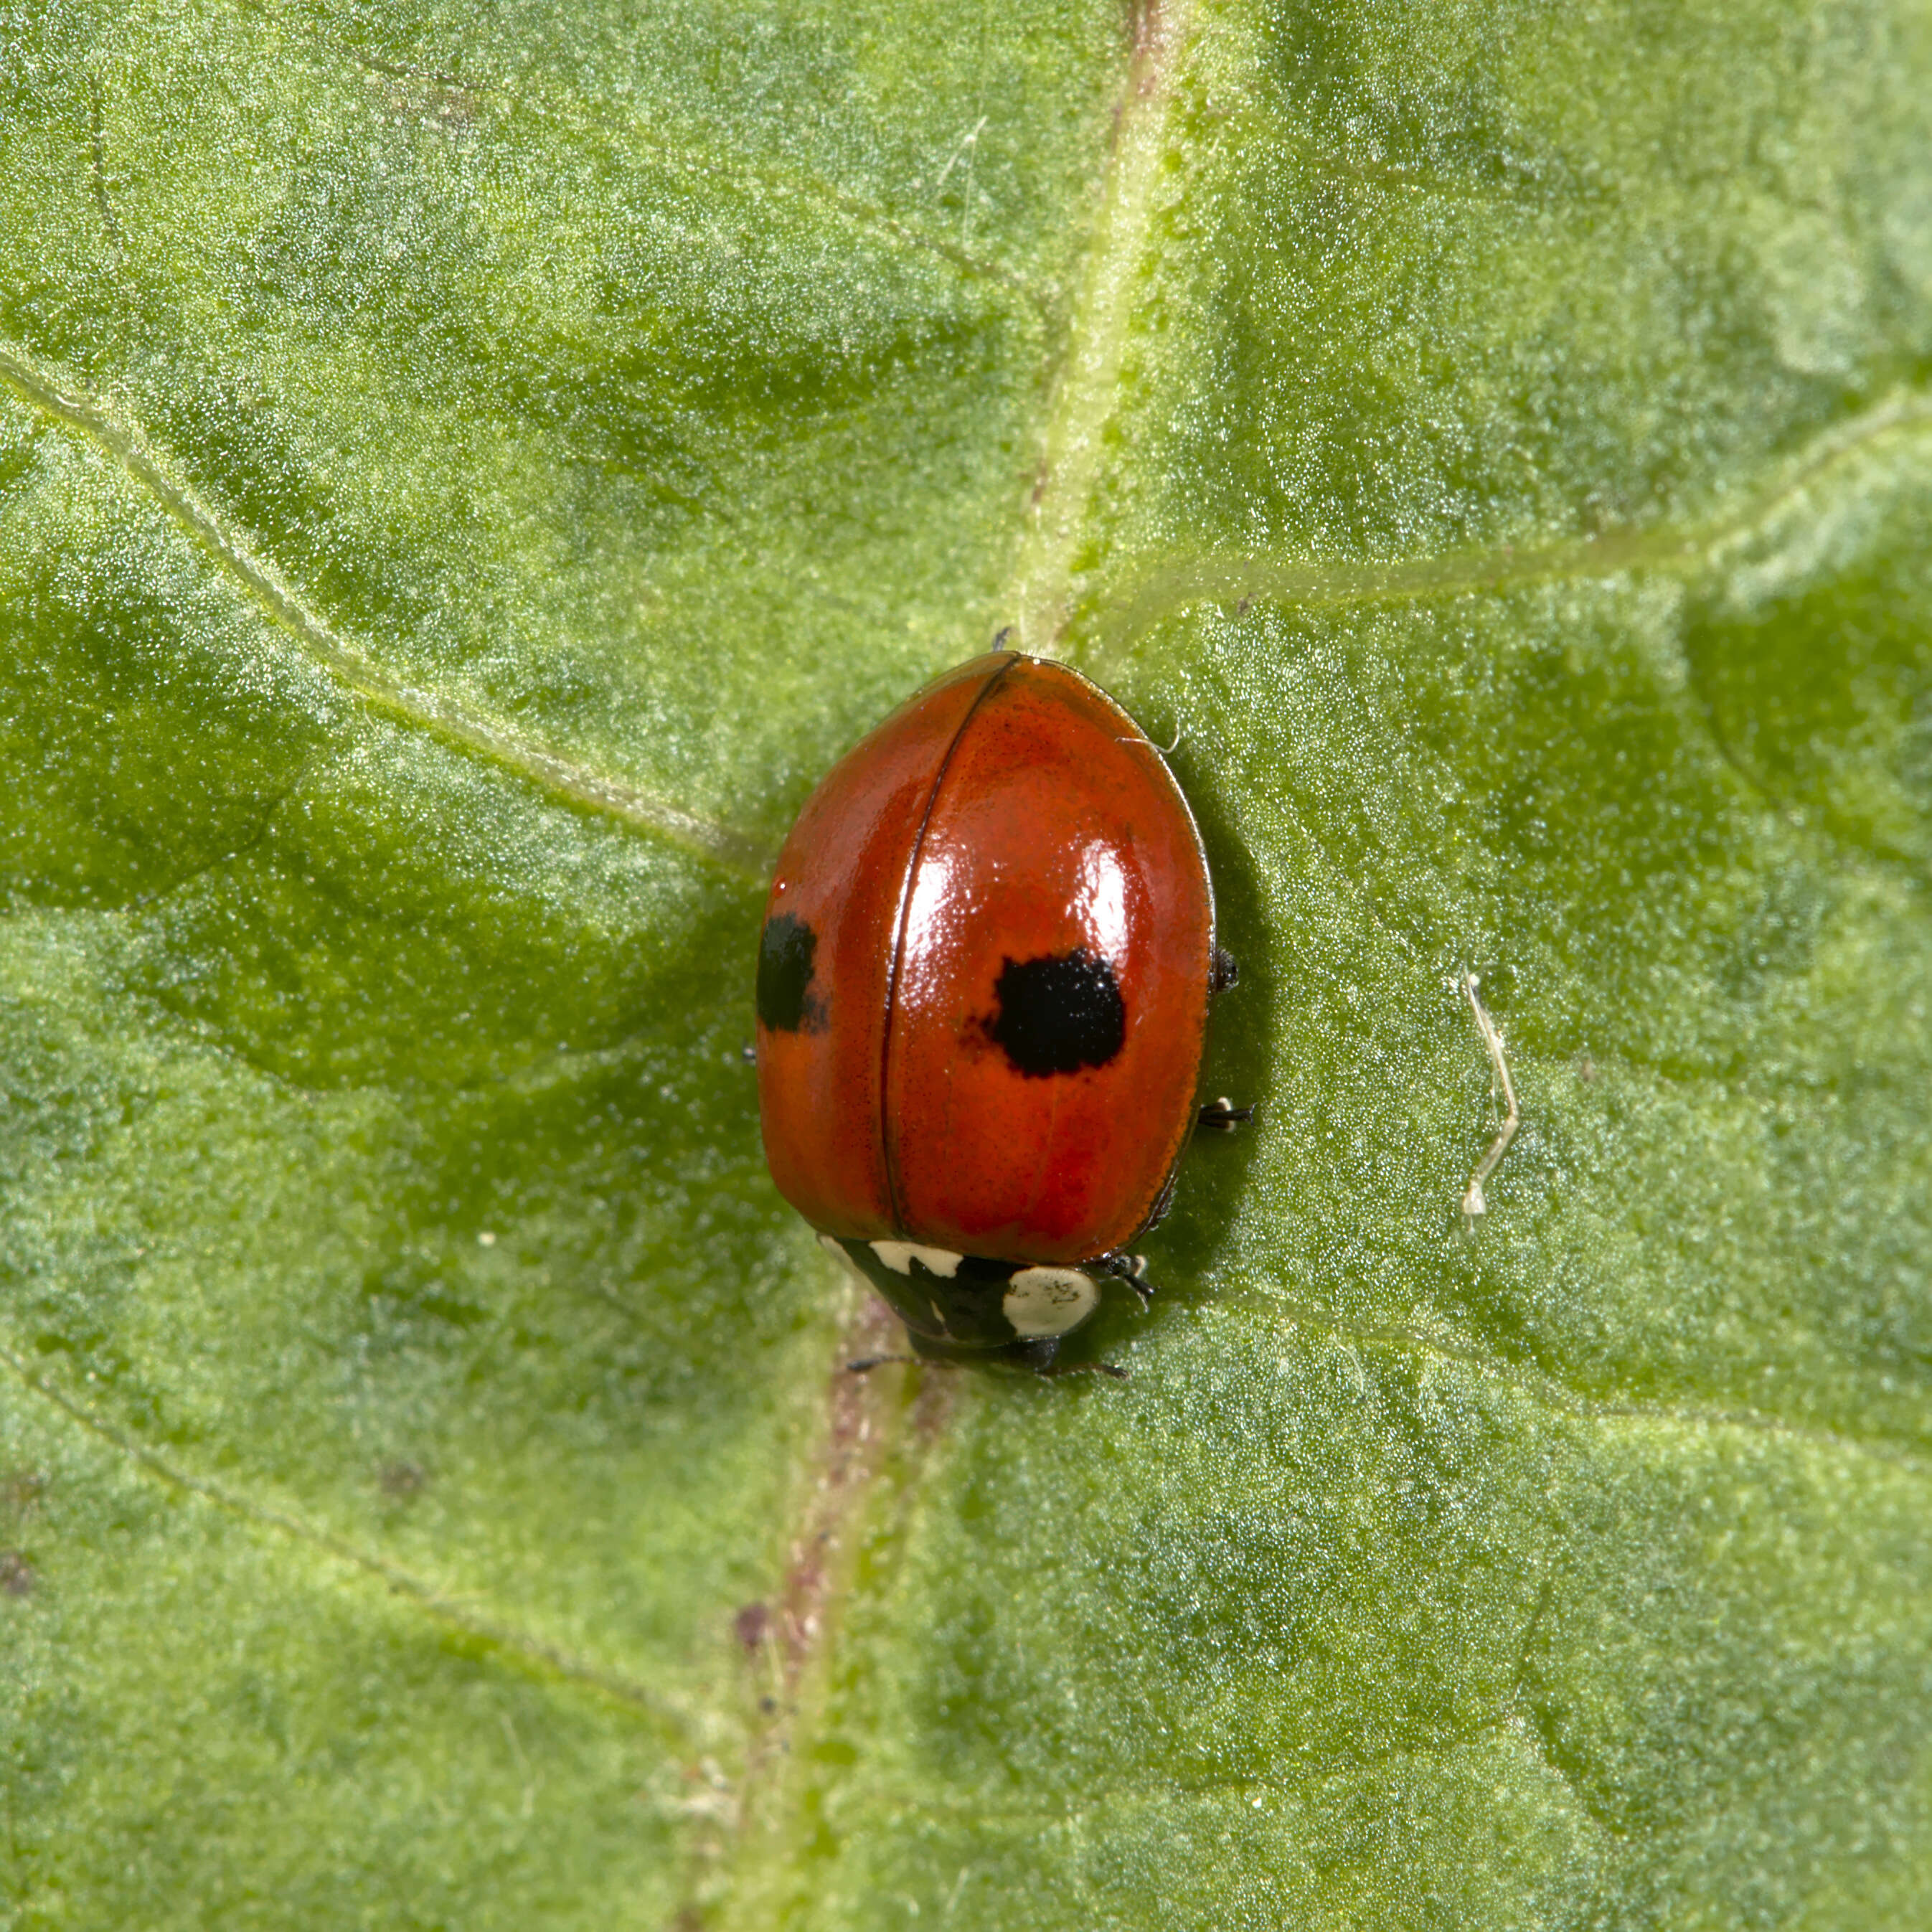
(4, 1, 1930, 1926)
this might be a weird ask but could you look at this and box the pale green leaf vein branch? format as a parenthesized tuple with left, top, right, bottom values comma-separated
(0, 341, 769, 878)
(1254, 1294, 1932, 1474)
(1086, 383, 1932, 670)
(0, 1342, 693, 1738)
(805, 1713, 1606, 1827)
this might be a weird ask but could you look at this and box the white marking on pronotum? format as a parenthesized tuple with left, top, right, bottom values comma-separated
(1002, 1268, 1100, 1339)
(1456, 971, 1519, 1220)
(870, 1241, 963, 1278)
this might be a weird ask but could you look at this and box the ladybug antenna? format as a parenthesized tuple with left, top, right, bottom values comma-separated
(990, 626, 1014, 651)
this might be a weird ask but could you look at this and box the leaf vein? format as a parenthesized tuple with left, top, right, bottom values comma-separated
(0, 1342, 692, 1738)
(0, 339, 771, 878)
(1260, 1294, 1932, 1470)
(1088, 384, 1932, 668)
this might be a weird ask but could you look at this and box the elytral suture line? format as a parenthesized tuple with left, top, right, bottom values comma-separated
(0, 339, 768, 878)
(0, 1342, 691, 1735)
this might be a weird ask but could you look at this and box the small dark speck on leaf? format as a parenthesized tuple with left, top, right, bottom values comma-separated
(0, 1551, 35, 1597)
(1, 1470, 46, 1516)
(380, 1459, 427, 1498)
(734, 1602, 771, 1651)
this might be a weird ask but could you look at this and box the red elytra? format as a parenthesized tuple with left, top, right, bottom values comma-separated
(755, 653, 1222, 1334)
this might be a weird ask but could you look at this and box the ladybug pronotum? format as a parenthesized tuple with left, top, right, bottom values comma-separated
(755, 649, 1243, 1375)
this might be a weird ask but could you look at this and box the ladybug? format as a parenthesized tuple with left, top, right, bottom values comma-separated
(755, 647, 1245, 1375)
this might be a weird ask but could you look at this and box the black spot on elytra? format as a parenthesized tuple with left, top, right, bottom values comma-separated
(757, 913, 824, 1032)
(989, 948, 1125, 1078)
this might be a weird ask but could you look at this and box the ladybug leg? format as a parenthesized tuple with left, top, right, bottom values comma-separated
(846, 1348, 978, 1375)
(1092, 1249, 1156, 1311)
(1209, 947, 1240, 994)
(1197, 1096, 1255, 1132)
(850, 1325, 1020, 1374)
(1015, 1337, 1129, 1381)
